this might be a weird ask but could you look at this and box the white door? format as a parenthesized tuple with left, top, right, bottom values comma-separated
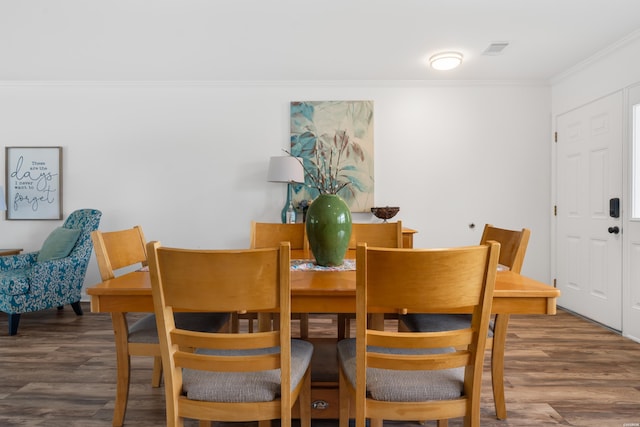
(623, 84, 640, 342)
(556, 91, 623, 330)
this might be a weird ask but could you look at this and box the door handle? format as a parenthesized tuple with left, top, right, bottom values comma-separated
(608, 226, 620, 234)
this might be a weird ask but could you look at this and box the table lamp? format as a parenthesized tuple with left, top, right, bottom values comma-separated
(267, 156, 305, 223)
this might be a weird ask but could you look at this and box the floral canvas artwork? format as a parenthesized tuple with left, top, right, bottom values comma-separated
(290, 100, 374, 212)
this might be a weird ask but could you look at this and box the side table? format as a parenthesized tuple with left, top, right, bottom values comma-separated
(0, 249, 23, 256)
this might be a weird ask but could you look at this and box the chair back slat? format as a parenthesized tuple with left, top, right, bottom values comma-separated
(364, 245, 493, 312)
(174, 350, 281, 372)
(250, 221, 308, 249)
(153, 246, 282, 312)
(171, 329, 280, 350)
(91, 226, 147, 280)
(348, 221, 402, 249)
(367, 329, 474, 349)
(367, 350, 472, 371)
(481, 224, 530, 273)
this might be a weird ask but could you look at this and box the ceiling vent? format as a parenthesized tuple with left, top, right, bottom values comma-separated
(483, 42, 509, 56)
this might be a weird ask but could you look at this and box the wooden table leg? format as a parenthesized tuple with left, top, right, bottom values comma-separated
(369, 313, 384, 331)
(491, 313, 510, 419)
(111, 312, 131, 427)
(258, 313, 273, 332)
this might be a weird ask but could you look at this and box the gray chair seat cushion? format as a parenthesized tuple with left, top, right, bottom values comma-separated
(0, 268, 31, 296)
(401, 313, 494, 338)
(128, 312, 230, 343)
(183, 339, 313, 402)
(337, 338, 464, 402)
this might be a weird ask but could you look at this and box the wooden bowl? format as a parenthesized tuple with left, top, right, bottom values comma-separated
(371, 206, 400, 222)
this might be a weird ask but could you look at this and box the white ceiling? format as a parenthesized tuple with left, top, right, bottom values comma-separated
(1, 0, 640, 82)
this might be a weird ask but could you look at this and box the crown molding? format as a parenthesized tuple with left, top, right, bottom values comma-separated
(550, 29, 640, 85)
(0, 79, 549, 88)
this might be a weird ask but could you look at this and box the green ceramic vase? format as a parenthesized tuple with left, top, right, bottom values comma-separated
(306, 194, 352, 266)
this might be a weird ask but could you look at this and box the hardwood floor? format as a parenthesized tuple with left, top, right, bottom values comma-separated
(1, 305, 639, 426)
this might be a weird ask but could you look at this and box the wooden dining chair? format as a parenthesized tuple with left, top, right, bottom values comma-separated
(400, 224, 531, 420)
(147, 241, 313, 427)
(338, 221, 403, 339)
(338, 242, 499, 427)
(347, 221, 403, 250)
(250, 221, 308, 250)
(91, 226, 230, 427)
(249, 221, 309, 337)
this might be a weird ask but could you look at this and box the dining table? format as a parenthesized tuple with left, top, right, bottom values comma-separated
(87, 247, 560, 420)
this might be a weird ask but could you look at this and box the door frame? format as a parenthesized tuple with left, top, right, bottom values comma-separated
(553, 90, 624, 332)
(553, 83, 640, 343)
(622, 82, 640, 342)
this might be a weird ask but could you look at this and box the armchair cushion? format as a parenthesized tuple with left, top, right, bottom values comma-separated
(38, 227, 82, 262)
(0, 268, 31, 296)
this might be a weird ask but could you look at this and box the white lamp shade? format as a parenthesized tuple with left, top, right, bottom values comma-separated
(0, 186, 6, 211)
(267, 156, 305, 183)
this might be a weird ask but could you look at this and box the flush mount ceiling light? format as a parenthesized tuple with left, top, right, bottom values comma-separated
(429, 51, 463, 71)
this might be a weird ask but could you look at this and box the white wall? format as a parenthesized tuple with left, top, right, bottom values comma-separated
(0, 81, 551, 295)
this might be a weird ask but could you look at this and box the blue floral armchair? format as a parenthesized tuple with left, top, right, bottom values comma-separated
(0, 209, 102, 335)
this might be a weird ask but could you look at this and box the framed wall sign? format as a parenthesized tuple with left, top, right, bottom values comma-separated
(5, 146, 63, 220)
